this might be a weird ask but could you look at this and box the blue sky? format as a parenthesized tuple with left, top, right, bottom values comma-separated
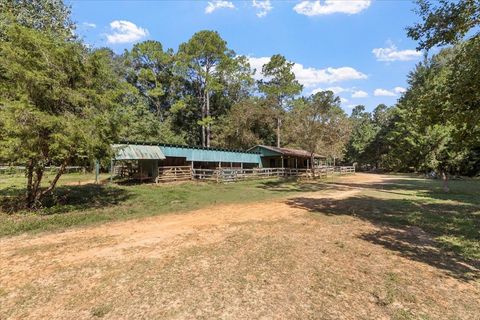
(70, 0, 423, 113)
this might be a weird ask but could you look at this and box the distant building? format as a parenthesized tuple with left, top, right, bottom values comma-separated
(111, 142, 326, 180)
(248, 145, 325, 169)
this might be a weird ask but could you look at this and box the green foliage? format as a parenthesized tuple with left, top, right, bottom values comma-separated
(213, 98, 276, 149)
(258, 54, 303, 105)
(123, 40, 177, 117)
(0, 24, 123, 207)
(407, 0, 479, 50)
(286, 91, 350, 165)
(0, 0, 75, 40)
(257, 54, 303, 147)
(177, 30, 239, 147)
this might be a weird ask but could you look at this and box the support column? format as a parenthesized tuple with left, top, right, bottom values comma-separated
(191, 161, 194, 180)
(110, 159, 114, 182)
(95, 159, 100, 184)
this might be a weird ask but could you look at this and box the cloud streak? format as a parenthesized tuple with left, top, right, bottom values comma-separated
(372, 44, 421, 62)
(252, 0, 273, 17)
(106, 20, 148, 44)
(248, 56, 367, 88)
(205, 1, 235, 14)
(294, 0, 371, 16)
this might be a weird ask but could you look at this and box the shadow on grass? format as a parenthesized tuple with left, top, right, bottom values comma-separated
(0, 184, 132, 215)
(285, 195, 480, 281)
(329, 178, 480, 206)
(257, 178, 341, 193)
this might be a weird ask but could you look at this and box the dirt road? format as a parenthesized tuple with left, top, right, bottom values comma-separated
(1, 173, 479, 319)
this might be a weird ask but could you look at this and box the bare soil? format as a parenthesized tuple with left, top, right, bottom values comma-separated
(1, 173, 479, 319)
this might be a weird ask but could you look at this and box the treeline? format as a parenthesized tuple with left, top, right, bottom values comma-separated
(345, 0, 480, 182)
(0, 0, 479, 207)
(0, 0, 351, 207)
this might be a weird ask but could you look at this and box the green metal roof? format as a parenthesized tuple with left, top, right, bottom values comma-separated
(112, 144, 166, 160)
(159, 145, 261, 164)
(113, 142, 261, 164)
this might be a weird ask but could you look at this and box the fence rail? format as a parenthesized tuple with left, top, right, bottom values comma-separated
(156, 166, 355, 184)
(0, 166, 86, 175)
(156, 166, 192, 183)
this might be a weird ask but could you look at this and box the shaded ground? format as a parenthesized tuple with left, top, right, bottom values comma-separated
(0, 173, 479, 319)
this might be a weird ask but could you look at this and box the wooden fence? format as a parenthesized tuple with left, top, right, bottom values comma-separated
(155, 166, 355, 184)
(155, 166, 192, 183)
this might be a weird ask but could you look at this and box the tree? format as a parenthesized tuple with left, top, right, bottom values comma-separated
(0, 0, 75, 39)
(345, 105, 376, 168)
(117, 97, 186, 145)
(388, 43, 479, 189)
(124, 40, 178, 119)
(258, 54, 303, 148)
(177, 30, 238, 147)
(213, 98, 275, 149)
(407, 0, 479, 50)
(0, 25, 123, 208)
(286, 91, 350, 177)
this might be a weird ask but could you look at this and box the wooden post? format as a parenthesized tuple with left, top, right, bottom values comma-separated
(109, 159, 114, 182)
(95, 159, 100, 184)
(191, 161, 194, 180)
(280, 155, 284, 177)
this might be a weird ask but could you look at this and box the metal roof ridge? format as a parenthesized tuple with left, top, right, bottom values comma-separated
(116, 141, 261, 155)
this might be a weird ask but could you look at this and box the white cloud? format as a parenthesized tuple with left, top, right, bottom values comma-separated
(311, 86, 348, 95)
(248, 56, 271, 80)
(248, 56, 367, 88)
(372, 44, 422, 62)
(394, 86, 406, 93)
(293, 65, 367, 87)
(294, 0, 371, 16)
(252, 0, 273, 17)
(351, 90, 368, 98)
(205, 0, 235, 14)
(106, 20, 148, 44)
(340, 97, 349, 103)
(83, 22, 96, 28)
(374, 88, 396, 97)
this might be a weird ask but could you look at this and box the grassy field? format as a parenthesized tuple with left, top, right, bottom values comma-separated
(0, 173, 479, 319)
(0, 172, 331, 237)
(1, 172, 479, 260)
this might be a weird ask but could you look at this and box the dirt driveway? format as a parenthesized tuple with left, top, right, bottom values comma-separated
(1, 174, 479, 319)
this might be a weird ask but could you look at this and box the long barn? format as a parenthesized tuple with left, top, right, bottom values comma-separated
(111, 142, 326, 181)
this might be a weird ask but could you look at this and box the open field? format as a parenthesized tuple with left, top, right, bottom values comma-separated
(0, 173, 334, 236)
(0, 173, 479, 319)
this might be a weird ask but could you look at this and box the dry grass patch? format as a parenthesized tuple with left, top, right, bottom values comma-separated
(1, 174, 479, 319)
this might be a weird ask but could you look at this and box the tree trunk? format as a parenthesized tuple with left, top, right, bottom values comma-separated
(201, 90, 206, 147)
(39, 161, 67, 200)
(276, 117, 281, 148)
(441, 170, 450, 192)
(311, 154, 315, 178)
(206, 89, 210, 147)
(28, 167, 45, 209)
(26, 160, 34, 208)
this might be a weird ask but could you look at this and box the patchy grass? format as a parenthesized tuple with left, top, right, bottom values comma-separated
(287, 175, 480, 275)
(0, 173, 479, 319)
(0, 173, 333, 237)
